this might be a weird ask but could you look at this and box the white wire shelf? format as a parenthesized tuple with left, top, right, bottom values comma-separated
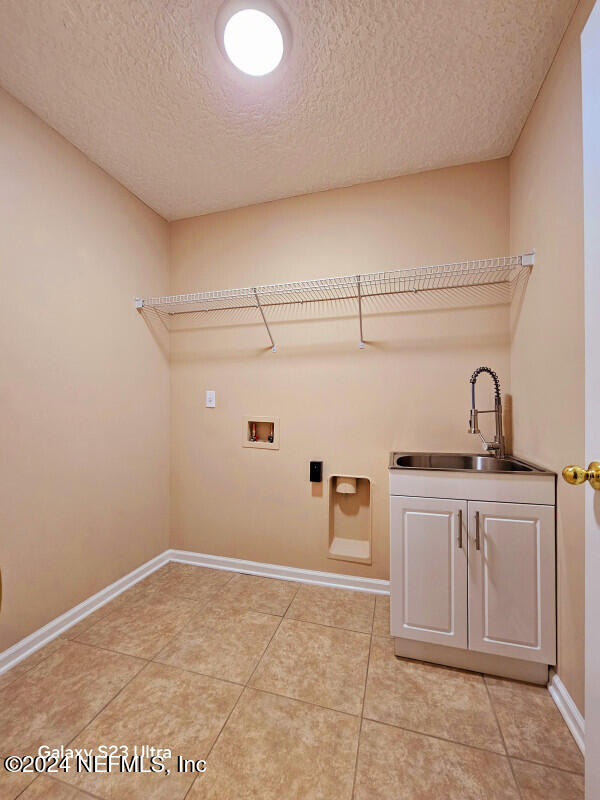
(135, 252, 534, 352)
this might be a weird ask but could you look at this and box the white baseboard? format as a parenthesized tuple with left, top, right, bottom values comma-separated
(0, 551, 169, 677)
(167, 549, 390, 594)
(548, 671, 585, 755)
(0, 549, 389, 678)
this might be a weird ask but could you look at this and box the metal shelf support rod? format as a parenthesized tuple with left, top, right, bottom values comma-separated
(253, 288, 277, 353)
(357, 275, 365, 349)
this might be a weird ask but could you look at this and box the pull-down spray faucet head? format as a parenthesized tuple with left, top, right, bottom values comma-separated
(468, 366, 505, 458)
(468, 409, 480, 434)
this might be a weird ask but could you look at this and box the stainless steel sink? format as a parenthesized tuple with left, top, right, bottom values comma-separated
(389, 452, 552, 474)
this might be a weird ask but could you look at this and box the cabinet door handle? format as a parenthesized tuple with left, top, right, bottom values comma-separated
(457, 509, 463, 549)
(475, 510, 481, 550)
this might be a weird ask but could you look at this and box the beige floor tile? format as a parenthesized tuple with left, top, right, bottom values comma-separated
(75, 594, 200, 659)
(354, 718, 519, 800)
(372, 595, 391, 636)
(61, 607, 114, 641)
(364, 636, 504, 753)
(61, 565, 218, 643)
(511, 758, 584, 799)
(155, 607, 280, 683)
(250, 618, 370, 714)
(61, 593, 136, 640)
(0, 641, 143, 756)
(189, 688, 360, 800)
(87, 564, 232, 611)
(215, 573, 299, 615)
(62, 662, 242, 800)
(485, 676, 585, 772)
(140, 562, 234, 602)
(0, 765, 36, 799)
(19, 775, 97, 798)
(99, 565, 176, 607)
(110, 572, 181, 605)
(0, 638, 69, 690)
(285, 584, 375, 632)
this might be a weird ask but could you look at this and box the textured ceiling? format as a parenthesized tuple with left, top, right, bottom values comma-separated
(0, 0, 577, 220)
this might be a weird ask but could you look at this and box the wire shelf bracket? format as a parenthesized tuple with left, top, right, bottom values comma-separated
(135, 252, 535, 351)
(357, 274, 365, 349)
(253, 287, 277, 353)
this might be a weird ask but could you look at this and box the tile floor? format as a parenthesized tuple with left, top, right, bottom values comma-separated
(0, 563, 585, 799)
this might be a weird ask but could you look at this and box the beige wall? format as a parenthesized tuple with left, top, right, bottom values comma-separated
(0, 88, 170, 652)
(509, 0, 594, 713)
(169, 159, 511, 579)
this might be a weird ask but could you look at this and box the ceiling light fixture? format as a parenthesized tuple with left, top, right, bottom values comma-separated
(216, 2, 289, 77)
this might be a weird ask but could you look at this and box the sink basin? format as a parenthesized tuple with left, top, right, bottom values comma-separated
(390, 452, 551, 474)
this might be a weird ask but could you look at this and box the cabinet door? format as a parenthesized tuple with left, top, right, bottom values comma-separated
(468, 501, 556, 664)
(390, 496, 467, 648)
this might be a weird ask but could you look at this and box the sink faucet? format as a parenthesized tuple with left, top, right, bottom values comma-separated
(468, 367, 506, 459)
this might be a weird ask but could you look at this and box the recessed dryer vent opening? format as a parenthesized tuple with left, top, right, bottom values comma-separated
(328, 475, 372, 564)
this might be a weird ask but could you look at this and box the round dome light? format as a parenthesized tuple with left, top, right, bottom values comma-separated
(223, 8, 284, 76)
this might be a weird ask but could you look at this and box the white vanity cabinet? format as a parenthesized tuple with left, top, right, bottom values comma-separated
(390, 496, 467, 649)
(467, 501, 555, 662)
(389, 466, 556, 676)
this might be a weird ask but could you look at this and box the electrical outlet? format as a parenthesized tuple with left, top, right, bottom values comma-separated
(205, 390, 216, 408)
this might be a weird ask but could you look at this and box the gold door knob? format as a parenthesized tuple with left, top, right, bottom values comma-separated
(562, 461, 600, 490)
